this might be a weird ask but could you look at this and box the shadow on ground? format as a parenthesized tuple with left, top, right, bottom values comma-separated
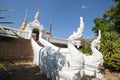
(0, 63, 51, 80)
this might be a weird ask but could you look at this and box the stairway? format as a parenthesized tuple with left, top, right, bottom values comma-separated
(36, 40, 44, 47)
(36, 40, 67, 48)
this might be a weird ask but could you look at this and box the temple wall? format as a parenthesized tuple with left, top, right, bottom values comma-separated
(0, 37, 34, 63)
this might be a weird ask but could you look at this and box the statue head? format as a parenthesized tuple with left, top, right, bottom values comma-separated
(91, 30, 101, 50)
(68, 17, 84, 48)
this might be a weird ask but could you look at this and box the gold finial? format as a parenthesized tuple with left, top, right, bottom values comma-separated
(20, 9, 28, 30)
(0, 26, 5, 30)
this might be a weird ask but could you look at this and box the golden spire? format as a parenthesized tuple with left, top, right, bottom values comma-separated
(20, 9, 28, 30)
(0, 26, 5, 30)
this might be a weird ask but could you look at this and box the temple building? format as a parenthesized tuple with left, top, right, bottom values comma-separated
(20, 9, 45, 40)
(0, 8, 84, 48)
(0, 7, 104, 80)
(19, 9, 67, 47)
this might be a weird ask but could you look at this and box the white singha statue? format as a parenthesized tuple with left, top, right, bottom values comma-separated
(31, 17, 104, 80)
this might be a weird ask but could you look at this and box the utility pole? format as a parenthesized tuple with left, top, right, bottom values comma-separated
(50, 20, 52, 36)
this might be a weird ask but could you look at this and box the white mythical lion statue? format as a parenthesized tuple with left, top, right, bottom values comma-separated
(31, 17, 104, 80)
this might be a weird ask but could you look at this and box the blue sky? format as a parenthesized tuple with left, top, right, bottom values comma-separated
(0, 0, 115, 39)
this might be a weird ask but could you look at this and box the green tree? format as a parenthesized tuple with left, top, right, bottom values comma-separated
(101, 31, 120, 58)
(100, 31, 120, 71)
(92, 18, 114, 36)
(92, 0, 120, 71)
(103, 0, 120, 34)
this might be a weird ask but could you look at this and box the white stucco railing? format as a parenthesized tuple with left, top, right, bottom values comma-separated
(31, 38, 42, 65)
(48, 37, 68, 44)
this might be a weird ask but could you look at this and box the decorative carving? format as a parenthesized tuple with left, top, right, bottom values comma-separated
(31, 17, 104, 80)
(68, 17, 84, 48)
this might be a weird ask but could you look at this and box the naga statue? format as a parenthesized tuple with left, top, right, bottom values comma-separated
(31, 17, 104, 80)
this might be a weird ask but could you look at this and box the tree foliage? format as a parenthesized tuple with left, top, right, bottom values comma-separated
(0, 7, 14, 24)
(92, 18, 114, 36)
(101, 32, 120, 58)
(103, 0, 120, 34)
(92, 0, 120, 71)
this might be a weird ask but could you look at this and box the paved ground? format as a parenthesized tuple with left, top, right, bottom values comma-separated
(0, 63, 51, 80)
(101, 69, 120, 80)
(0, 63, 120, 80)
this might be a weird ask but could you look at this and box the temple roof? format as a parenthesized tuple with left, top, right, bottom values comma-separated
(24, 9, 45, 32)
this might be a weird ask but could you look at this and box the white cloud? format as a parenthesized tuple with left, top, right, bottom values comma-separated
(81, 5, 86, 9)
